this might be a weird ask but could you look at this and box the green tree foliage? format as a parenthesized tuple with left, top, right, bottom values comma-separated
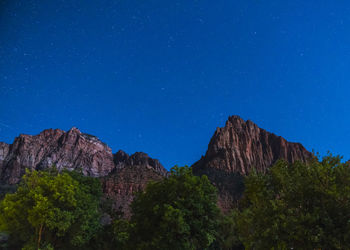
(129, 166, 220, 250)
(235, 155, 350, 249)
(0, 168, 102, 249)
(211, 211, 243, 250)
(112, 218, 133, 248)
(87, 218, 132, 250)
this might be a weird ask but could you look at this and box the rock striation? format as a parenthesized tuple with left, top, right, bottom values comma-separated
(0, 127, 168, 217)
(0, 127, 115, 184)
(192, 115, 313, 211)
(0, 142, 10, 167)
(0, 117, 313, 215)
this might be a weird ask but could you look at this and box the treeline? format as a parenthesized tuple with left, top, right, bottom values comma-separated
(1, 155, 350, 249)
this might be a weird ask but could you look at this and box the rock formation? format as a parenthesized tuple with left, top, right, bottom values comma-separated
(192, 115, 313, 211)
(0, 127, 115, 184)
(0, 142, 9, 169)
(102, 150, 168, 217)
(0, 117, 313, 214)
(0, 127, 168, 216)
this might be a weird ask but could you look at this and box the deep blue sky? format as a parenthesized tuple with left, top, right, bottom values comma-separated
(1, 1, 350, 168)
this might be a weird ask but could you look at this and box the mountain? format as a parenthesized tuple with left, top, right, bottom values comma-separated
(0, 116, 313, 214)
(0, 127, 115, 184)
(102, 150, 168, 217)
(0, 127, 168, 216)
(192, 115, 313, 211)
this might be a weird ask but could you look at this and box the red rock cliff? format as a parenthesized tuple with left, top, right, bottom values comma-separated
(102, 150, 167, 217)
(192, 115, 313, 211)
(0, 128, 168, 217)
(0, 127, 115, 184)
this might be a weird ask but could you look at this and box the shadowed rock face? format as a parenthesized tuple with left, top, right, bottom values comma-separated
(0, 142, 9, 165)
(102, 150, 167, 217)
(192, 116, 313, 211)
(0, 142, 10, 185)
(113, 150, 168, 176)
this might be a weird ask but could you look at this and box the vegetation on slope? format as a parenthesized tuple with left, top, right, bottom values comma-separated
(1, 154, 350, 249)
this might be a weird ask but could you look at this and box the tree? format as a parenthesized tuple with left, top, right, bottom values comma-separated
(210, 211, 243, 250)
(87, 218, 133, 250)
(235, 155, 350, 249)
(0, 168, 102, 249)
(129, 166, 220, 250)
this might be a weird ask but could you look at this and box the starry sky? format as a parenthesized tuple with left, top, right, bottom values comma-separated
(1, 0, 350, 168)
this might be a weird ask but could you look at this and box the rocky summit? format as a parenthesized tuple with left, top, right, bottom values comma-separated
(0, 127, 116, 184)
(0, 127, 168, 216)
(0, 116, 313, 214)
(192, 115, 313, 211)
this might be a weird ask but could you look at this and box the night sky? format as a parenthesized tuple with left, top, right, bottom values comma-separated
(1, 1, 350, 168)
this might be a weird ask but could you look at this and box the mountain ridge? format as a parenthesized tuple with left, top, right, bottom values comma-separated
(0, 127, 167, 183)
(192, 115, 313, 211)
(0, 115, 314, 214)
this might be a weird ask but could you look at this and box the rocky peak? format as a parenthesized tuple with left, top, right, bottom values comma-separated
(69, 126, 80, 133)
(114, 150, 129, 166)
(0, 127, 169, 217)
(192, 115, 313, 211)
(113, 150, 168, 177)
(0, 127, 115, 184)
(195, 115, 313, 175)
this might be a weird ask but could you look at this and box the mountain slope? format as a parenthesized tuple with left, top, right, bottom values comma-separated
(102, 150, 168, 217)
(0, 117, 313, 214)
(0, 127, 115, 184)
(192, 115, 313, 211)
(0, 128, 168, 216)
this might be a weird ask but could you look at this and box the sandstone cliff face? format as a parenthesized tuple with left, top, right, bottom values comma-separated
(0, 142, 10, 179)
(0, 128, 168, 217)
(193, 116, 312, 174)
(192, 115, 313, 211)
(102, 150, 167, 217)
(0, 142, 9, 165)
(0, 127, 115, 184)
(0, 118, 313, 214)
